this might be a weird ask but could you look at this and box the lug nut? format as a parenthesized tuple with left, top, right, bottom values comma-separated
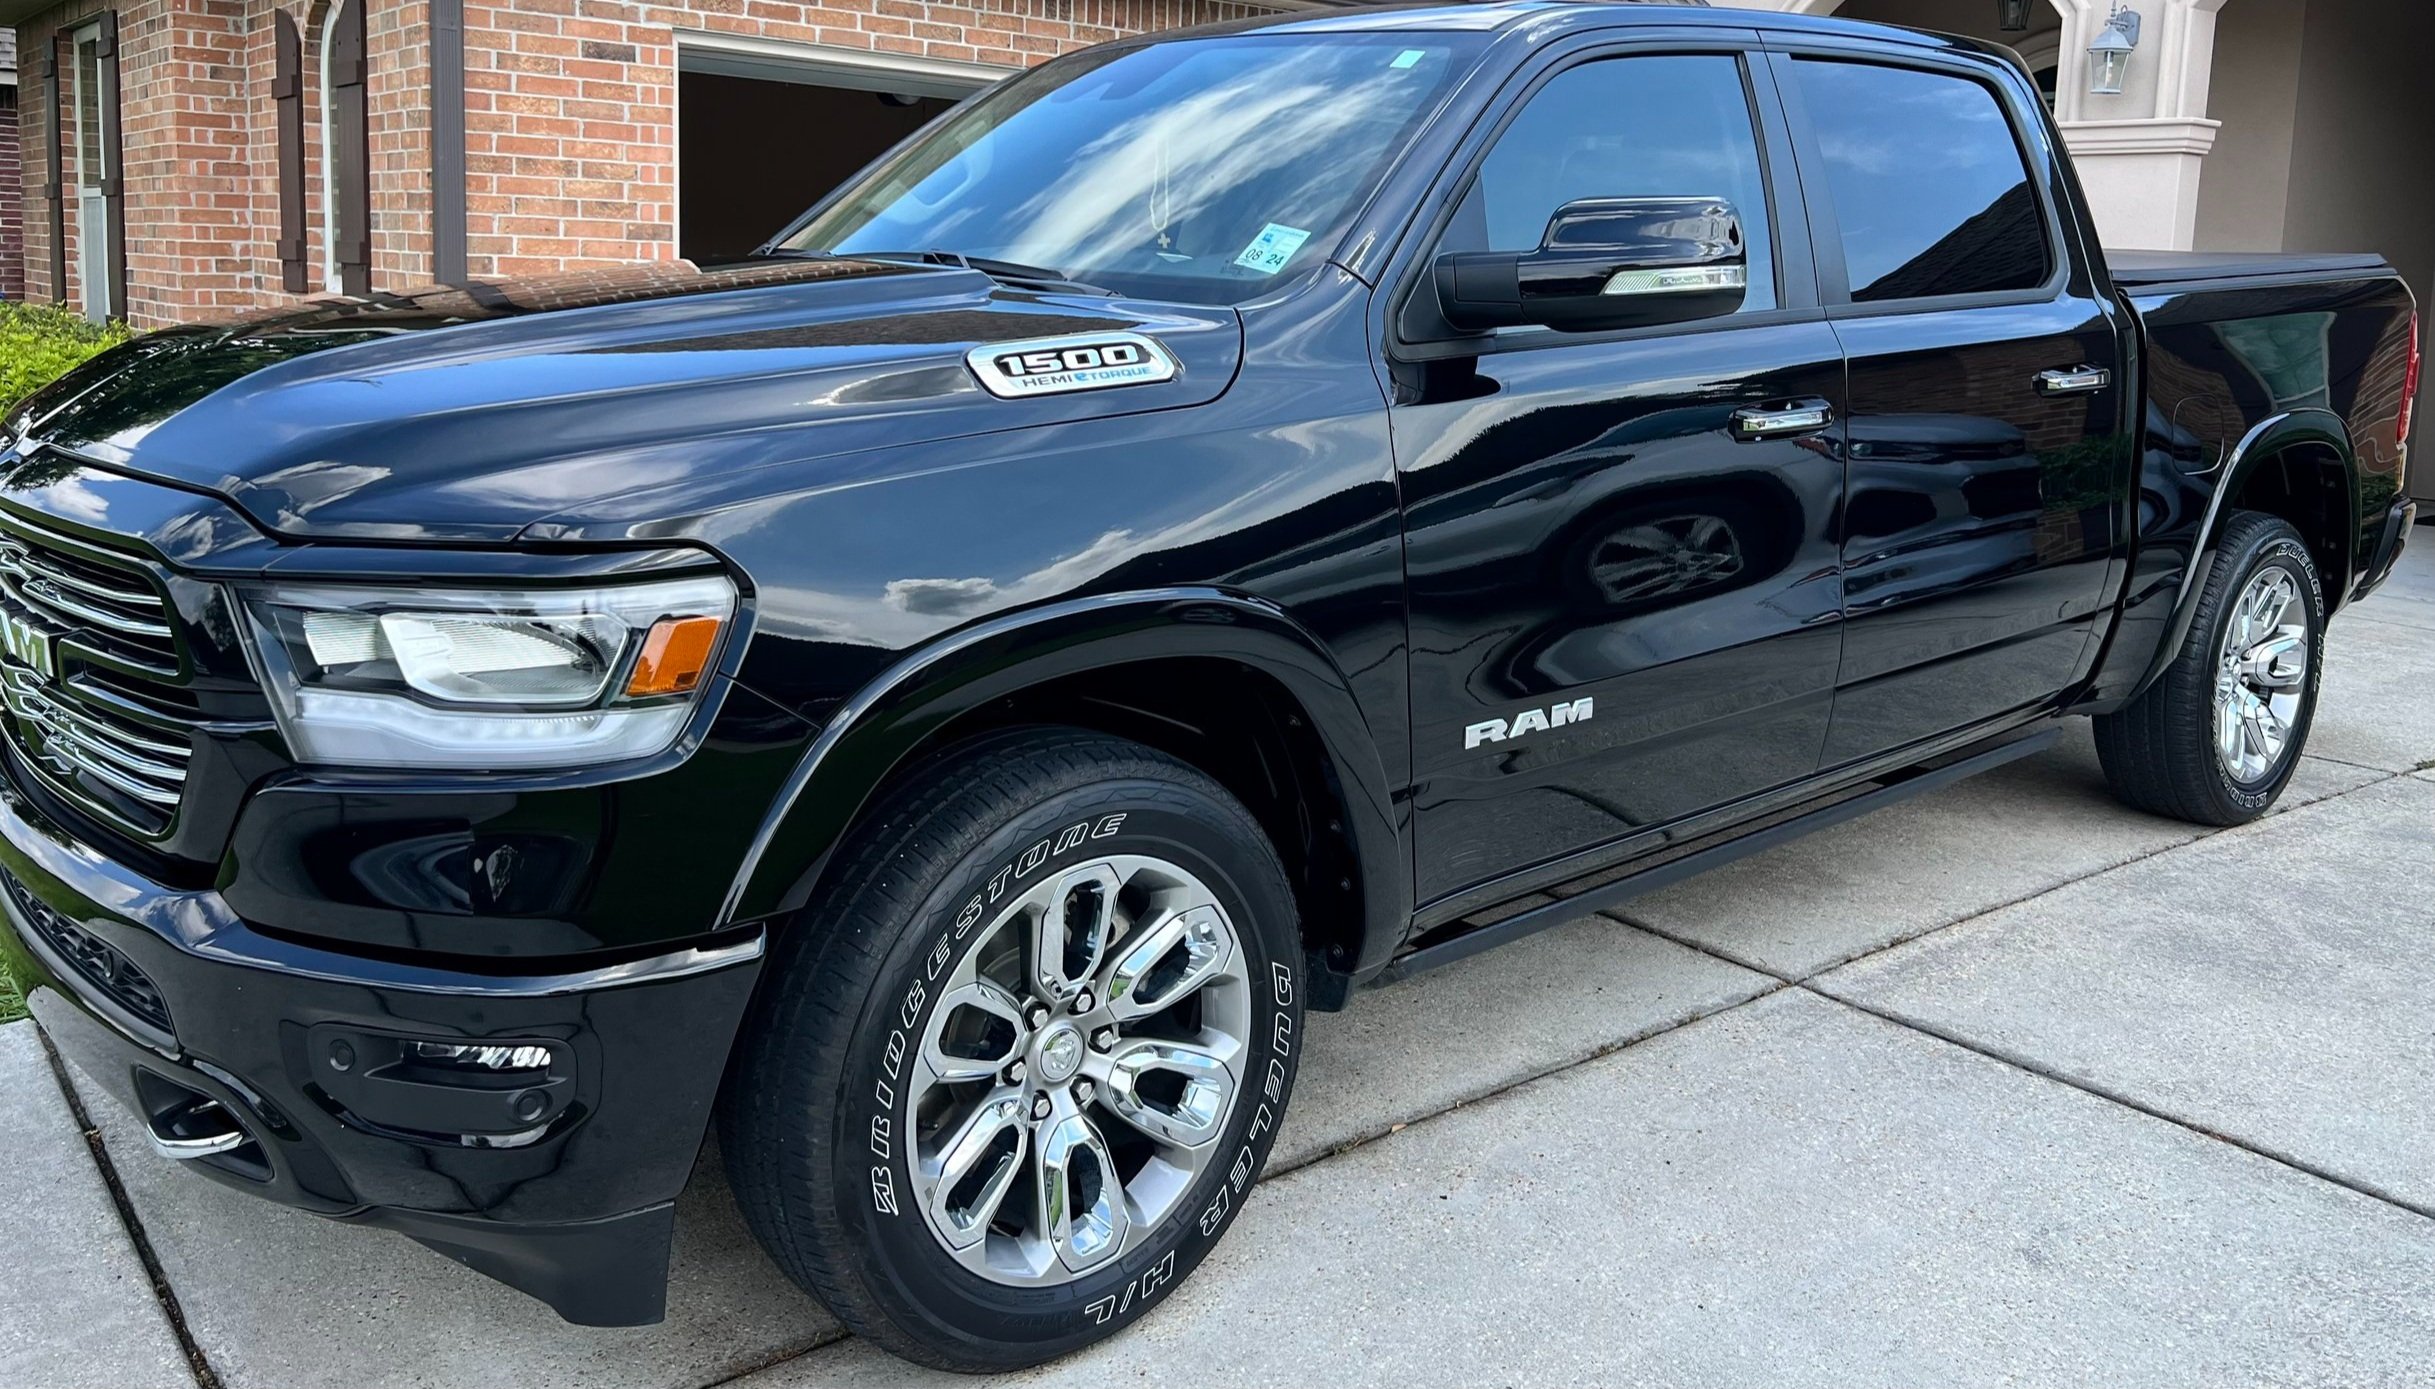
(1072, 990, 1095, 1014)
(1026, 1005, 1051, 1029)
(1091, 1027, 1117, 1052)
(1032, 1094, 1053, 1120)
(1074, 1080, 1095, 1106)
(1006, 1060, 1027, 1085)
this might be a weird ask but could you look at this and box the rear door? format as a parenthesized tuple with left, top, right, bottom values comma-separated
(1392, 36, 1849, 907)
(1771, 47, 2136, 766)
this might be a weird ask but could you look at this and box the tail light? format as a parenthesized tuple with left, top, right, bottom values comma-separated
(2402, 309, 2422, 452)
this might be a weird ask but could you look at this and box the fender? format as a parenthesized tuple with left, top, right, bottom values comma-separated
(719, 586, 1412, 989)
(2128, 408, 2359, 702)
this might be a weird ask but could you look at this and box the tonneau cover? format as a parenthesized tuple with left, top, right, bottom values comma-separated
(2107, 248, 2394, 290)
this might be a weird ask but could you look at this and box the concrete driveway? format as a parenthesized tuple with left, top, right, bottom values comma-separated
(8, 538, 2433, 1389)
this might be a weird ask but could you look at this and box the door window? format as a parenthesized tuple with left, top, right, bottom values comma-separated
(1449, 54, 1778, 315)
(1790, 60, 2051, 303)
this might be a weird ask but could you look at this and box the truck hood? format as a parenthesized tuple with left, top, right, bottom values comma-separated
(4, 258, 1243, 543)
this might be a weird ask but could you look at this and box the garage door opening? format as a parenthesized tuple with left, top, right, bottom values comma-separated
(677, 41, 1001, 265)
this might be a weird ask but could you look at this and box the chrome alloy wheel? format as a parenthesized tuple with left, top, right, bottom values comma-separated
(906, 855, 1251, 1286)
(2213, 565, 2311, 784)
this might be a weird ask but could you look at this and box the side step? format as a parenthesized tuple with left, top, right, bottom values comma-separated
(1376, 725, 2062, 984)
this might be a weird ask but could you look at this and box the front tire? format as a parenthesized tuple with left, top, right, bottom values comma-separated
(2095, 510, 2325, 825)
(721, 729, 1303, 1372)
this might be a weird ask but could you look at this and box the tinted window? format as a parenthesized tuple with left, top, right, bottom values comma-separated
(1452, 55, 1776, 314)
(1793, 61, 2051, 302)
(785, 33, 1482, 306)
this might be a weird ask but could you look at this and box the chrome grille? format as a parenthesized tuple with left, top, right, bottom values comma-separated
(2, 667, 191, 810)
(0, 513, 179, 676)
(0, 513, 199, 836)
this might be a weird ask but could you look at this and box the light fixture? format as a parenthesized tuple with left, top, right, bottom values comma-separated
(2086, 3, 2142, 95)
(1999, 0, 2033, 32)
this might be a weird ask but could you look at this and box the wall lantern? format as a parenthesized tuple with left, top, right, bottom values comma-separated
(2086, 4, 2142, 95)
(1998, 0, 2033, 32)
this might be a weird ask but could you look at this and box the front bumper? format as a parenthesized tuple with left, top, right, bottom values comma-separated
(0, 762, 763, 1326)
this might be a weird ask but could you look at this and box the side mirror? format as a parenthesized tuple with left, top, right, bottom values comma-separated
(1432, 197, 1748, 334)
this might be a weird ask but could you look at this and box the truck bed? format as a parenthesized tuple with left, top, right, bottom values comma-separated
(2107, 248, 2395, 291)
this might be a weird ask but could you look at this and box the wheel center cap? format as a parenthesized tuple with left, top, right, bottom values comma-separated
(1036, 1024, 1085, 1084)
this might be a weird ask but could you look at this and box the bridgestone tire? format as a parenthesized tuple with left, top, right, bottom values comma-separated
(720, 728, 1305, 1372)
(2095, 511, 2325, 825)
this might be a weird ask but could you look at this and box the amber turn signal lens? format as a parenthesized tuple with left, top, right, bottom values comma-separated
(625, 615, 722, 696)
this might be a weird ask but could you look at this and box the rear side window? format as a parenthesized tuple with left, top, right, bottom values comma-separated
(1451, 55, 1778, 315)
(1791, 60, 2051, 303)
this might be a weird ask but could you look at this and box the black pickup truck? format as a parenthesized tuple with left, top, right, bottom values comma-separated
(0, 0, 2418, 1372)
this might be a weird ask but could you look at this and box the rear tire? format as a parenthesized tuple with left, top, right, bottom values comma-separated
(2095, 511, 2324, 825)
(721, 729, 1303, 1372)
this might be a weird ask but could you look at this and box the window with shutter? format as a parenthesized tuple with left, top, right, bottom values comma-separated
(43, 37, 64, 304)
(276, 13, 307, 293)
(97, 11, 125, 319)
(323, 0, 370, 296)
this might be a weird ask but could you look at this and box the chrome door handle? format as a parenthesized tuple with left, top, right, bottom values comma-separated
(1730, 402, 1834, 439)
(2036, 365, 2112, 395)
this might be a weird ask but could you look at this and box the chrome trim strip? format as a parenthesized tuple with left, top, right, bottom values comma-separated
(16, 576, 174, 639)
(148, 1103, 252, 1161)
(17, 549, 164, 607)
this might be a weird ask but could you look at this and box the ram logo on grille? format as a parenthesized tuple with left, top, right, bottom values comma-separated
(0, 604, 54, 680)
(964, 332, 1179, 399)
(0, 517, 194, 827)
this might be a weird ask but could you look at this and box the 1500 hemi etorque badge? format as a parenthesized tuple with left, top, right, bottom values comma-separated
(965, 332, 1180, 399)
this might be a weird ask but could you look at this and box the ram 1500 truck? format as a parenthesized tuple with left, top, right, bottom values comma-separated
(0, 0, 2418, 1371)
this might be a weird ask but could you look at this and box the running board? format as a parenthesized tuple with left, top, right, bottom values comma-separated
(1375, 725, 2063, 985)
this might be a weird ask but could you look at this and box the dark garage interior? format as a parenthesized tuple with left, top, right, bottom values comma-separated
(678, 66, 963, 265)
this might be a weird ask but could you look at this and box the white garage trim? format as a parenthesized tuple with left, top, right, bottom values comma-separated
(674, 30, 1015, 102)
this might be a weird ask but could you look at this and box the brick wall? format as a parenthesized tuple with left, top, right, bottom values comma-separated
(13, 0, 1275, 326)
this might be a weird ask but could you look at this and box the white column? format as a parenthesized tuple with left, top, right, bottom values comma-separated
(2051, 0, 2226, 250)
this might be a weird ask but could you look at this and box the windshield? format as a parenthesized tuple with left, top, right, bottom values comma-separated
(780, 32, 1482, 306)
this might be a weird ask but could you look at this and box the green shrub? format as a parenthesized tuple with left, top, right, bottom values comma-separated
(0, 303, 133, 418)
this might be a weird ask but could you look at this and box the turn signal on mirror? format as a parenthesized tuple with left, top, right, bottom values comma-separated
(626, 614, 722, 696)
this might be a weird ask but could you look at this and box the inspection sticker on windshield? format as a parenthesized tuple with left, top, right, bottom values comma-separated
(965, 331, 1180, 399)
(1233, 223, 1312, 276)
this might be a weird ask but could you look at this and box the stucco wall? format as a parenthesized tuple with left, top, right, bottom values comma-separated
(2191, 0, 2307, 252)
(2279, 0, 2434, 318)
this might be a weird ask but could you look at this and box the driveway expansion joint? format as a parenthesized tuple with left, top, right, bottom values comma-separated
(35, 1026, 225, 1389)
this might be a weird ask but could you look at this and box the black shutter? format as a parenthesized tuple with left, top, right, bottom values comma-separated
(97, 11, 126, 319)
(274, 13, 306, 293)
(332, 0, 371, 297)
(42, 38, 64, 304)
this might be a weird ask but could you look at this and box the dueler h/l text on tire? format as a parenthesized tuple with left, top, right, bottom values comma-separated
(720, 729, 1304, 1371)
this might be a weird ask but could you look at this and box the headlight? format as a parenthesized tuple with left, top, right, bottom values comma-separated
(239, 574, 737, 769)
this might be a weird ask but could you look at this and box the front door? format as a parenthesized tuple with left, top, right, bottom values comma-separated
(1395, 45, 1847, 906)
(1778, 53, 2135, 765)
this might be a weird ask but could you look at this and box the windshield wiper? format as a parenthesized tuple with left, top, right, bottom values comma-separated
(860, 249, 1117, 297)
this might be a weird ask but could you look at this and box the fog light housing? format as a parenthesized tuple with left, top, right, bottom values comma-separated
(303, 1024, 577, 1146)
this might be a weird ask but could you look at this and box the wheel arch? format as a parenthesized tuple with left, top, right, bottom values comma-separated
(2133, 408, 2360, 700)
(720, 588, 1410, 1009)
